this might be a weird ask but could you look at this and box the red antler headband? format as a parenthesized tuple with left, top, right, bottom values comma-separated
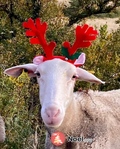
(23, 18, 98, 67)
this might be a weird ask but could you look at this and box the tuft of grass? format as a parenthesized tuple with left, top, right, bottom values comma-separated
(0, 72, 46, 149)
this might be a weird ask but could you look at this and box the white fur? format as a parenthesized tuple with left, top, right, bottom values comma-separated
(0, 116, 5, 142)
(4, 59, 120, 149)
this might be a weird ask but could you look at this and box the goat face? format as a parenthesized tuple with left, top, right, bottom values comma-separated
(35, 59, 76, 128)
(4, 59, 104, 128)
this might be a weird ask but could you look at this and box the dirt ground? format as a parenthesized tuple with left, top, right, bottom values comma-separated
(57, 0, 120, 32)
(86, 18, 120, 32)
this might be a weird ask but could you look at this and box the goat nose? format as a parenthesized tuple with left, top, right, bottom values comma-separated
(45, 106, 60, 118)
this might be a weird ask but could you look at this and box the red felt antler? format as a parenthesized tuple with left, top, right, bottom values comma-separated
(23, 18, 56, 59)
(63, 24, 98, 56)
(23, 18, 98, 67)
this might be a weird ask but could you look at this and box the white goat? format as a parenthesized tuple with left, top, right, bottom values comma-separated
(4, 59, 120, 149)
(0, 115, 5, 143)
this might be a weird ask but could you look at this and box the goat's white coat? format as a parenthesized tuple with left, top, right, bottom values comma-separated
(0, 116, 5, 142)
(4, 59, 120, 149)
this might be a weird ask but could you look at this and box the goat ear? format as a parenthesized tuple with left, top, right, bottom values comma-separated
(76, 67, 105, 84)
(4, 63, 37, 77)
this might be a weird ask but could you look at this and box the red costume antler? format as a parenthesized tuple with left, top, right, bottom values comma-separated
(23, 18, 98, 67)
(23, 18, 56, 59)
(63, 24, 98, 55)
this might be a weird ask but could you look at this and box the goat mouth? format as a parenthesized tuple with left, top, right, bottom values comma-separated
(47, 121, 54, 125)
(44, 119, 63, 128)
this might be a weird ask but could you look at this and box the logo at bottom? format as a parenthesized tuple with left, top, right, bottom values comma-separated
(51, 132, 66, 146)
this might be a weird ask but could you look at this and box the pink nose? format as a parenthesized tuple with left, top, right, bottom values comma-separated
(45, 106, 60, 118)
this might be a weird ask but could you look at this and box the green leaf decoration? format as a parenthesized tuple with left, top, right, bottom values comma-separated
(61, 46, 69, 58)
(61, 46, 81, 60)
(70, 52, 80, 60)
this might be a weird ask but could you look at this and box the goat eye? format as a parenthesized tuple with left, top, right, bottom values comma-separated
(35, 72, 40, 78)
(72, 75, 79, 79)
(72, 75, 77, 79)
(24, 69, 28, 72)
